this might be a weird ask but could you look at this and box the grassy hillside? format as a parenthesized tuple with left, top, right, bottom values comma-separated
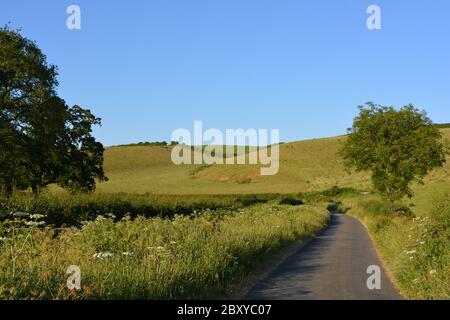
(95, 137, 370, 194)
(92, 128, 450, 196)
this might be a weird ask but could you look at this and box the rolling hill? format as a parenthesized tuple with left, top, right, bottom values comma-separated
(93, 128, 450, 198)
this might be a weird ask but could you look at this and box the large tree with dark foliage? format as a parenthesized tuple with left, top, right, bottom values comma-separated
(340, 102, 448, 202)
(0, 27, 107, 195)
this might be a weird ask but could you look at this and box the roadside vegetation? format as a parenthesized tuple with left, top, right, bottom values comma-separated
(342, 195, 449, 300)
(0, 203, 329, 299)
(0, 193, 278, 226)
(0, 192, 325, 227)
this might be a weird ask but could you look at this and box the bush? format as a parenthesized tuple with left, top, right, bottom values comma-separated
(299, 186, 360, 204)
(358, 199, 416, 218)
(278, 196, 303, 206)
(326, 201, 349, 213)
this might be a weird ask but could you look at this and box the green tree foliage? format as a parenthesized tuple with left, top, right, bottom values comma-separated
(340, 102, 448, 202)
(0, 27, 107, 195)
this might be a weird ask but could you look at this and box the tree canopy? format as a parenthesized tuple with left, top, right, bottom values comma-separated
(0, 27, 107, 195)
(340, 102, 448, 202)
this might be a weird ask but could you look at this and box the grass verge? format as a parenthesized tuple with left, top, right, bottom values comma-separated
(0, 193, 282, 226)
(344, 195, 449, 300)
(0, 203, 329, 299)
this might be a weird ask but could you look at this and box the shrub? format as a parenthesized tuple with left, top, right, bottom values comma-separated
(278, 196, 303, 206)
(326, 201, 349, 213)
(299, 186, 360, 204)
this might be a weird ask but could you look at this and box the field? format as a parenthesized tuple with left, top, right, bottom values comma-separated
(78, 129, 450, 196)
(76, 136, 370, 194)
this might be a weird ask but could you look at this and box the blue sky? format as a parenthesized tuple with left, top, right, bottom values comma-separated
(1, 0, 449, 146)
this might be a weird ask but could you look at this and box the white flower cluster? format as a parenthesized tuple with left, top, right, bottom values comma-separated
(93, 251, 135, 259)
(93, 252, 114, 260)
(25, 221, 46, 227)
(29, 214, 46, 220)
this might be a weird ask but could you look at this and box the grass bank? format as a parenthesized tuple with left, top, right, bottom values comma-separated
(0, 193, 284, 226)
(0, 203, 329, 299)
(343, 195, 449, 300)
(0, 190, 340, 227)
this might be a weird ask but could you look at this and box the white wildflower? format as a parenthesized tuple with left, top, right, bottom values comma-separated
(429, 270, 437, 275)
(122, 252, 134, 257)
(93, 252, 114, 260)
(25, 221, 46, 227)
(12, 212, 30, 218)
(29, 214, 46, 220)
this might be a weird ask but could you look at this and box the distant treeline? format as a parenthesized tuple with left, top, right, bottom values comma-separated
(435, 123, 450, 129)
(111, 141, 179, 147)
(110, 141, 285, 150)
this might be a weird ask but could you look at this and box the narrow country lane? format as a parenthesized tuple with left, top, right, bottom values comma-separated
(245, 214, 403, 300)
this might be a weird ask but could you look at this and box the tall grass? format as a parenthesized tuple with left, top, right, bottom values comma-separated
(0, 193, 280, 226)
(0, 190, 340, 227)
(0, 204, 329, 299)
(345, 196, 449, 300)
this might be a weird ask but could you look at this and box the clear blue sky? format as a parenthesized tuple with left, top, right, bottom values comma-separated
(2, 0, 449, 146)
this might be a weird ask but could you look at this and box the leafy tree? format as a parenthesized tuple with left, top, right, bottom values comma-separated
(0, 27, 107, 195)
(23, 96, 67, 195)
(340, 102, 448, 202)
(57, 105, 107, 193)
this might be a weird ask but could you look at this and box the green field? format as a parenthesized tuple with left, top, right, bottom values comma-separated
(88, 128, 450, 198)
(93, 136, 367, 194)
